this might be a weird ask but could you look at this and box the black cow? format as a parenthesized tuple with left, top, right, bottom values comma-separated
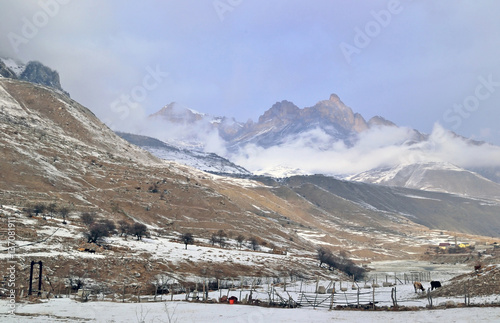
(430, 281, 441, 290)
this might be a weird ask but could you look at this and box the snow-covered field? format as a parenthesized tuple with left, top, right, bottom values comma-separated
(1, 298, 500, 322)
(2, 262, 500, 323)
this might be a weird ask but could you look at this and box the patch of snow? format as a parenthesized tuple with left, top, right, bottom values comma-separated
(0, 57, 26, 76)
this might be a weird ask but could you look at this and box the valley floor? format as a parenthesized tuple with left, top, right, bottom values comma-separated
(2, 259, 500, 322)
(1, 298, 500, 322)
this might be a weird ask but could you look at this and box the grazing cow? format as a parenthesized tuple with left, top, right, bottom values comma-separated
(430, 281, 441, 290)
(413, 281, 425, 293)
(474, 264, 482, 273)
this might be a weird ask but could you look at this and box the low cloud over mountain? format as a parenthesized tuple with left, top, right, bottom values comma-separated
(143, 95, 500, 186)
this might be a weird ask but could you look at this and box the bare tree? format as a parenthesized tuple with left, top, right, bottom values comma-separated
(100, 219, 116, 234)
(210, 233, 218, 246)
(23, 205, 33, 218)
(80, 212, 96, 226)
(58, 206, 70, 224)
(236, 234, 245, 249)
(131, 222, 148, 240)
(84, 222, 110, 244)
(248, 237, 260, 251)
(47, 203, 57, 219)
(118, 220, 131, 237)
(181, 232, 194, 250)
(33, 203, 46, 218)
(317, 246, 333, 268)
(217, 229, 227, 248)
(316, 246, 366, 280)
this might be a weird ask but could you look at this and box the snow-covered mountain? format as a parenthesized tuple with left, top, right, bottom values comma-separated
(149, 94, 410, 151)
(116, 131, 251, 175)
(345, 162, 500, 200)
(147, 94, 500, 201)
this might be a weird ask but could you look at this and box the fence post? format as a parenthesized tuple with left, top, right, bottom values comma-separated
(357, 288, 360, 308)
(372, 286, 375, 310)
(391, 287, 398, 307)
(329, 287, 335, 310)
(122, 281, 126, 303)
(464, 283, 467, 306)
(427, 288, 432, 308)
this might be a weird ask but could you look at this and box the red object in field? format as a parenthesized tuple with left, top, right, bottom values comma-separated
(229, 299, 235, 304)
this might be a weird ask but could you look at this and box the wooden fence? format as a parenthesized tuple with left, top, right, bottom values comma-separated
(297, 287, 397, 309)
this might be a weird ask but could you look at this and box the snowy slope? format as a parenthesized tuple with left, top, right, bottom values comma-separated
(346, 162, 500, 200)
(116, 131, 251, 175)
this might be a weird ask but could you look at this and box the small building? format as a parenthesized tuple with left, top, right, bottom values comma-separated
(439, 242, 450, 250)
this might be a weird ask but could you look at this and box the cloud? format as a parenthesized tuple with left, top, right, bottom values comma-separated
(229, 123, 500, 176)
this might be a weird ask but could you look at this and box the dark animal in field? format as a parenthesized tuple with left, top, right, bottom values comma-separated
(413, 281, 425, 293)
(474, 264, 482, 272)
(430, 281, 441, 290)
(78, 248, 95, 253)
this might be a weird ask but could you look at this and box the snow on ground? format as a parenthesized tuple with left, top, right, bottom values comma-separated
(295, 230, 335, 247)
(1, 298, 500, 322)
(399, 194, 442, 201)
(0, 58, 25, 76)
(4, 260, 499, 322)
(108, 235, 296, 270)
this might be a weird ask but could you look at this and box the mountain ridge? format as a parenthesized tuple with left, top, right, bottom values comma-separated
(147, 95, 500, 195)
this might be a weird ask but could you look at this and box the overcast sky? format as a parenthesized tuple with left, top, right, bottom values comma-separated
(1, 0, 500, 145)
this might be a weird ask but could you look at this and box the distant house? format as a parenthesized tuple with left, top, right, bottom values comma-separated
(458, 242, 470, 248)
(439, 242, 451, 249)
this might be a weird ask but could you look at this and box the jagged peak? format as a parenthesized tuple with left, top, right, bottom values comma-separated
(329, 93, 341, 102)
(258, 100, 300, 123)
(368, 116, 397, 128)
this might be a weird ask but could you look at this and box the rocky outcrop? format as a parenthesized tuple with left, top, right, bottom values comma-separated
(19, 61, 70, 97)
(0, 58, 69, 96)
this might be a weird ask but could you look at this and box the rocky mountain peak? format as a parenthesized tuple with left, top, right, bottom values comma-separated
(329, 93, 341, 103)
(302, 94, 367, 133)
(258, 100, 300, 124)
(150, 102, 207, 124)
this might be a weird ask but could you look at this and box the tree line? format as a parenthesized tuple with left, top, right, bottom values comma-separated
(22, 202, 277, 255)
(23, 202, 70, 223)
(80, 212, 148, 244)
(317, 247, 366, 281)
